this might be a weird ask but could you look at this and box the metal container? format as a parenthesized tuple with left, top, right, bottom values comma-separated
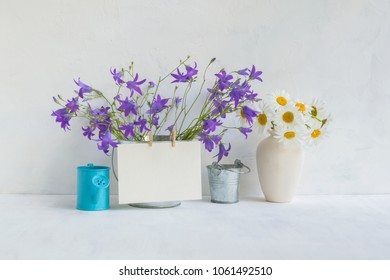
(77, 163, 110, 211)
(207, 159, 250, 204)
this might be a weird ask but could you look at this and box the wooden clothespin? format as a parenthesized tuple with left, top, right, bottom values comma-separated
(149, 129, 153, 147)
(172, 129, 177, 147)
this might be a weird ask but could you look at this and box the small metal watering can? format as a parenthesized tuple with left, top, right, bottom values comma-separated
(77, 163, 110, 211)
(207, 159, 250, 204)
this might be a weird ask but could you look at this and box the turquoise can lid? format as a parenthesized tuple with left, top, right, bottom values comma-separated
(77, 163, 110, 171)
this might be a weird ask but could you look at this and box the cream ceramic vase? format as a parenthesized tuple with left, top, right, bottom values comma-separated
(256, 135, 304, 202)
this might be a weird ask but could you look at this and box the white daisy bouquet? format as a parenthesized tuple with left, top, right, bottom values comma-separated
(253, 90, 330, 145)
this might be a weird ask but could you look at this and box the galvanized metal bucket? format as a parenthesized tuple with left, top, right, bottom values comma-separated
(207, 159, 250, 204)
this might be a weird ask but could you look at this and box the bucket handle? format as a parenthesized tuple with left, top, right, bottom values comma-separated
(211, 159, 251, 176)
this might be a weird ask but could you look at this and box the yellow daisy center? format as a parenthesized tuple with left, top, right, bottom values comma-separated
(282, 111, 294, 123)
(240, 108, 246, 120)
(258, 113, 267, 126)
(295, 102, 306, 112)
(284, 131, 296, 139)
(311, 129, 321, 139)
(276, 96, 287, 106)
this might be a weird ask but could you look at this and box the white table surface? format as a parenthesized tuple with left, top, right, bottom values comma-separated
(0, 194, 389, 260)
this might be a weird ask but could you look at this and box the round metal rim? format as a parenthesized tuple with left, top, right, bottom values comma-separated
(128, 201, 181, 209)
(211, 199, 239, 204)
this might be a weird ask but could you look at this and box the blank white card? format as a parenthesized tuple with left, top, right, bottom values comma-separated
(117, 141, 202, 204)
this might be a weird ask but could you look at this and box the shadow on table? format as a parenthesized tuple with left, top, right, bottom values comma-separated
(52, 196, 129, 211)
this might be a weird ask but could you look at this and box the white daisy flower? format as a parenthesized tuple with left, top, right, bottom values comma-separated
(236, 107, 247, 125)
(253, 101, 272, 134)
(309, 98, 327, 120)
(273, 124, 305, 145)
(293, 99, 307, 114)
(307, 125, 328, 145)
(274, 104, 304, 129)
(295, 100, 312, 124)
(268, 89, 291, 109)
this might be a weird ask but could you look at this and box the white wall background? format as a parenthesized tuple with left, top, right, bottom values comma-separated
(1, 0, 390, 195)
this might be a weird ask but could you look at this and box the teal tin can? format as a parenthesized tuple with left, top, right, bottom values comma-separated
(77, 163, 110, 211)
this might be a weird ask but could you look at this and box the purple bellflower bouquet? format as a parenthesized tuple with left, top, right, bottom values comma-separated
(52, 57, 263, 161)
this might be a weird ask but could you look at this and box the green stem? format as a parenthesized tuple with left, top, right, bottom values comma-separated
(160, 56, 191, 82)
(172, 82, 192, 133)
(178, 59, 214, 135)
